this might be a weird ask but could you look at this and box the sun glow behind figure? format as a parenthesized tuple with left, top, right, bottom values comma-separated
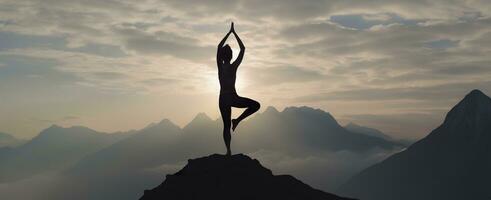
(207, 74, 249, 92)
(206, 46, 249, 94)
(207, 73, 221, 93)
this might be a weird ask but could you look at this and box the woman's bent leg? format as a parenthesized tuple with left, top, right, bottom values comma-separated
(231, 96, 260, 131)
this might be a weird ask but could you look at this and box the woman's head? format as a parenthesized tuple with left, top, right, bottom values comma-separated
(219, 44, 233, 64)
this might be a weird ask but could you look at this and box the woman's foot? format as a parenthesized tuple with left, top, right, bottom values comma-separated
(226, 149, 232, 156)
(231, 119, 239, 132)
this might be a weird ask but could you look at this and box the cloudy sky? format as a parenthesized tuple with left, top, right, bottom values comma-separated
(1, 0, 490, 139)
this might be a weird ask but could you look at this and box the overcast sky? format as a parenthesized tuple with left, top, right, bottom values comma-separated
(1, 0, 490, 139)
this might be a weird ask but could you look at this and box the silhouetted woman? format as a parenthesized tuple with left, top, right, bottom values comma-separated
(217, 22, 260, 156)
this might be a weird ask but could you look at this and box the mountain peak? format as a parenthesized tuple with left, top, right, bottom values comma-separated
(0, 132, 25, 148)
(142, 118, 181, 133)
(183, 113, 215, 130)
(34, 125, 101, 141)
(461, 89, 489, 104)
(443, 89, 491, 125)
(338, 89, 491, 200)
(47, 124, 62, 130)
(283, 106, 332, 118)
(192, 112, 213, 122)
(140, 154, 354, 200)
(282, 106, 340, 128)
(0, 132, 15, 140)
(264, 106, 280, 114)
(145, 119, 177, 129)
(158, 118, 173, 125)
(44, 125, 96, 133)
(467, 89, 486, 97)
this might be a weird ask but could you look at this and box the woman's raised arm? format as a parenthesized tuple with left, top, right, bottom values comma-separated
(217, 23, 233, 65)
(217, 32, 231, 65)
(231, 26, 245, 67)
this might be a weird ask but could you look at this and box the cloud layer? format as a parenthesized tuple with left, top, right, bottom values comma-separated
(1, 0, 491, 139)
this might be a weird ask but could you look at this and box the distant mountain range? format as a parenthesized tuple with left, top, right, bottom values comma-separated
(338, 89, 491, 200)
(2, 90, 487, 200)
(0, 132, 26, 148)
(57, 106, 400, 200)
(0, 125, 132, 182)
(0, 105, 402, 200)
(238, 106, 404, 152)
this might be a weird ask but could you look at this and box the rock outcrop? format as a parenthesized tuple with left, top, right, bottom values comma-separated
(141, 154, 355, 200)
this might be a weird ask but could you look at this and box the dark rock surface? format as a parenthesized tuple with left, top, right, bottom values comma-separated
(141, 154, 355, 200)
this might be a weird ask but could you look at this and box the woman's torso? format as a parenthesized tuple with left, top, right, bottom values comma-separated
(218, 63, 237, 94)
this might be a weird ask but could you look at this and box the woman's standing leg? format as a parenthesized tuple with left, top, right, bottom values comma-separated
(219, 97, 232, 156)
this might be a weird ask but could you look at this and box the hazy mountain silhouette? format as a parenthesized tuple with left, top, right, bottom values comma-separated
(140, 154, 355, 200)
(0, 125, 131, 182)
(344, 123, 414, 146)
(0, 132, 25, 161)
(69, 119, 182, 174)
(236, 106, 402, 153)
(338, 89, 491, 200)
(0, 106, 401, 199)
(62, 119, 188, 200)
(344, 123, 392, 140)
(69, 106, 400, 176)
(0, 132, 26, 148)
(58, 106, 400, 200)
(69, 106, 400, 174)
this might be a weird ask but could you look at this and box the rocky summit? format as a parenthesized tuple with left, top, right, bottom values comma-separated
(140, 154, 355, 200)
